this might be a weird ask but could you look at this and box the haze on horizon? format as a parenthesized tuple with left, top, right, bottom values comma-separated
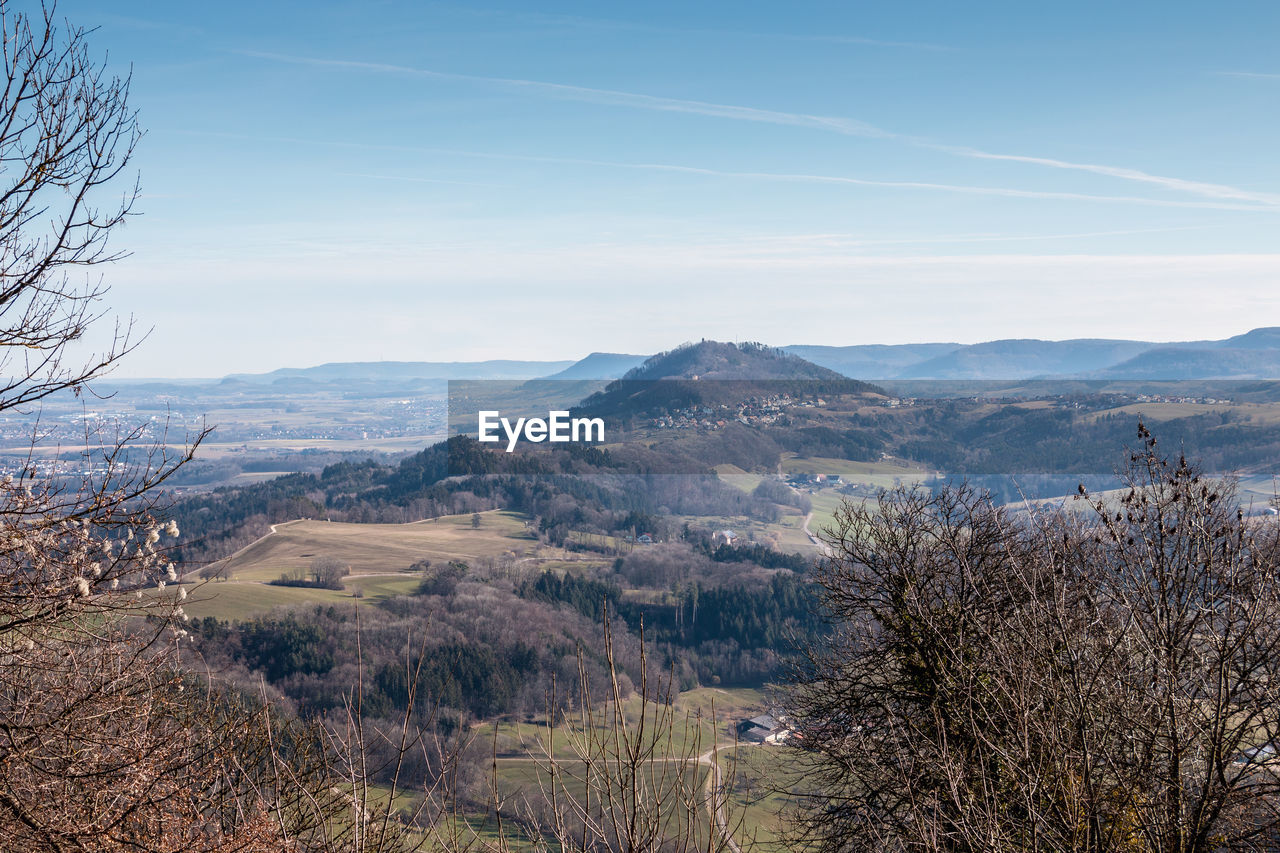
(54, 1, 1280, 377)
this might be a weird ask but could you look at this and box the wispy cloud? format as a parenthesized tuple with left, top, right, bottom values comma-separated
(937, 147, 1280, 206)
(235, 50, 900, 139)
(614, 162, 1277, 210)
(231, 51, 1280, 209)
(172, 128, 1277, 213)
(732, 224, 1217, 250)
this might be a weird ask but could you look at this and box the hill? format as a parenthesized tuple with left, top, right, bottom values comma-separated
(1219, 327, 1280, 350)
(1093, 347, 1280, 379)
(621, 340, 851, 382)
(574, 341, 884, 420)
(543, 352, 648, 380)
(1085, 328, 1280, 379)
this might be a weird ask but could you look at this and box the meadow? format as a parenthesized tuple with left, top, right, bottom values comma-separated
(181, 510, 540, 620)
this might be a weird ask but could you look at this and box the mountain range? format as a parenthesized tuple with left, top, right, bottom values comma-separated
(221, 328, 1280, 383)
(224, 359, 574, 383)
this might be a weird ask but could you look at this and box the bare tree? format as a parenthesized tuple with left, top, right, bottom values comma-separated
(0, 4, 333, 849)
(510, 620, 743, 853)
(1, 0, 143, 409)
(0, 463, 360, 850)
(312, 555, 350, 589)
(788, 425, 1280, 853)
(307, 611, 748, 853)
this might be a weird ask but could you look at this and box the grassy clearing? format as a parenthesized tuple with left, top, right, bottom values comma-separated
(530, 559, 612, 576)
(229, 471, 297, 483)
(167, 581, 353, 621)
(184, 510, 543, 620)
(209, 511, 536, 583)
(722, 744, 805, 850)
(674, 686, 768, 723)
(673, 510, 816, 556)
(177, 575, 424, 621)
(484, 762, 715, 847)
(714, 463, 765, 494)
(780, 454, 929, 489)
(777, 454, 928, 544)
(564, 530, 631, 551)
(805, 490, 847, 540)
(1237, 474, 1280, 508)
(1080, 402, 1240, 424)
(769, 515, 820, 553)
(484, 686, 765, 764)
(478, 685, 771, 849)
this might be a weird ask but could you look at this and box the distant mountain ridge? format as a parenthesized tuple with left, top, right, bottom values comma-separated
(780, 343, 960, 378)
(226, 359, 574, 383)
(1094, 348, 1280, 379)
(891, 339, 1156, 380)
(219, 328, 1280, 384)
(543, 352, 648, 380)
(543, 329, 1280, 383)
(782, 327, 1280, 380)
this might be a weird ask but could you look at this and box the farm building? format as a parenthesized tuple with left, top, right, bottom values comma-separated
(737, 714, 792, 744)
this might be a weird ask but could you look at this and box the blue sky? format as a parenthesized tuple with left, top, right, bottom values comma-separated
(53, 1, 1280, 376)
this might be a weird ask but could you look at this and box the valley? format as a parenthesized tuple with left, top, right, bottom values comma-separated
(28, 339, 1280, 845)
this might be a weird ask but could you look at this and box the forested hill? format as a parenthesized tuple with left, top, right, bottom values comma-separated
(621, 340, 862, 382)
(574, 341, 885, 420)
(168, 435, 796, 566)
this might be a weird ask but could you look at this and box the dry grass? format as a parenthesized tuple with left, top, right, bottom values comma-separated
(714, 463, 766, 494)
(208, 511, 536, 583)
(183, 510, 539, 620)
(1080, 401, 1280, 426)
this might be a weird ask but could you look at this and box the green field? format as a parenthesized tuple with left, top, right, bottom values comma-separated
(193, 434, 447, 455)
(776, 454, 932, 543)
(721, 743, 805, 850)
(528, 558, 612, 575)
(804, 490, 848, 541)
(332, 686, 781, 850)
(207, 510, 537, 583)
(714, 463, 766, 494)
(174, 574, 426, 621)
(780, 454, 930, 489)
(479, 685, 775, 850)
(672, 509, 815, 555)
(1080, 401, 1266, 425)
(184, 510, 540, 620)
(488, 686, 765, 758)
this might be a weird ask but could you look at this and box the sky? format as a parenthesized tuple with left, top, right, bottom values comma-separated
(47, 0, 1280, 376)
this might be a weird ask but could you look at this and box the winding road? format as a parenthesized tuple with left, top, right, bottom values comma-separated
(699, 742, 755, 853)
